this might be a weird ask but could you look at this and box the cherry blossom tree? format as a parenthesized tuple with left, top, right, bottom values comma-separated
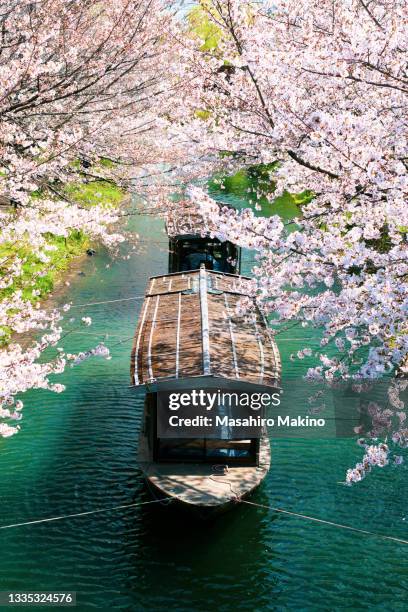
(0, 0, 176, 437)
(163, 0, 408, 479)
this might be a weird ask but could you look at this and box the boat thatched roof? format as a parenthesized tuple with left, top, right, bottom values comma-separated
(131, 267, 281, 389)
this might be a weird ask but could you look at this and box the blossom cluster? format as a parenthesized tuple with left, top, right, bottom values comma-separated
(70, 343, 111, 367)
(346, 443, 390, 484)
(346, 435, 406, 484)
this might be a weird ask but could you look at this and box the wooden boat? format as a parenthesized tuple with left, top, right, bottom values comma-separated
(166, 201, 241, 274)
(131, 266, 281, 516)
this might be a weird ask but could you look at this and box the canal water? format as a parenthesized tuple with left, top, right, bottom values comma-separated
(0, 188, 406, 610)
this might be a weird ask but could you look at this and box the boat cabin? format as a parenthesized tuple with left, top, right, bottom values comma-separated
(142, 391, 260, 466)
(166, 202, 241, 274)
(131, 267, 280, 463)
(130, 266, 281, 511)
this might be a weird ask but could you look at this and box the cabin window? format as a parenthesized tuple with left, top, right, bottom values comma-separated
(157, 438, 205, 461)
(156, 438, 257, 465)
(169, 237, 239, 274)
(205, 439, 254, 460)
(183, 253, 216, 271)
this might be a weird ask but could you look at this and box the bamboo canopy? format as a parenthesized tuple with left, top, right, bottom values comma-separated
(131, 267, 281, 389)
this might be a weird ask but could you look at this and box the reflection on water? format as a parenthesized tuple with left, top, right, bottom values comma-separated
(0, 197, 406, 610)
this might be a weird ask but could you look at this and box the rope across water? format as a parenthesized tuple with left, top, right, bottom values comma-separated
(0, 499, 167, 530)
(0, 493, 406, 546)
(238, 499, 408, 546)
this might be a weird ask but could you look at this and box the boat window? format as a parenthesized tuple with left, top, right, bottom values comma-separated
(157, 438, 205, 461)
(156, 438, 257, 464)
(181, 250, 223, 272)
(205, 439, 254, 459)
(172, 237, 240, 274)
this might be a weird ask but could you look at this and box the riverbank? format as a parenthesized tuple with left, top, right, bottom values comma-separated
(0, 183, 129, 347)
(32, 191, 131, 314)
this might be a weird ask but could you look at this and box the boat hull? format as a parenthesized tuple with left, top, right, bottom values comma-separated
(144, 473, 261, 520)
(139, 437, 271, 519)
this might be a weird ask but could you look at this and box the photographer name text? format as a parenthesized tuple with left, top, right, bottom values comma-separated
(168, 415, 325, 428)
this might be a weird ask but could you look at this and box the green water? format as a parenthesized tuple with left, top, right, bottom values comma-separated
(0, 189, 407, 610)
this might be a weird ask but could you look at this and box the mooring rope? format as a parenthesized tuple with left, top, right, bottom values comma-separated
(157, 475, 408, 547)
(1, 491, 406, 546)
(238, 499, 408, 546)
(69, 295, 145, 308)
(0, 499, 169, 531)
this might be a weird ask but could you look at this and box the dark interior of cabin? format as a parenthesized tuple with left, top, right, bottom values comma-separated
(155, 438, 258, 466)
(144, 394, 259, 466)
(168, 236, 240, 274)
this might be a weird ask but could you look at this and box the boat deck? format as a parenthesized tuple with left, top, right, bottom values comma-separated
(139, 438, 271, 508)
